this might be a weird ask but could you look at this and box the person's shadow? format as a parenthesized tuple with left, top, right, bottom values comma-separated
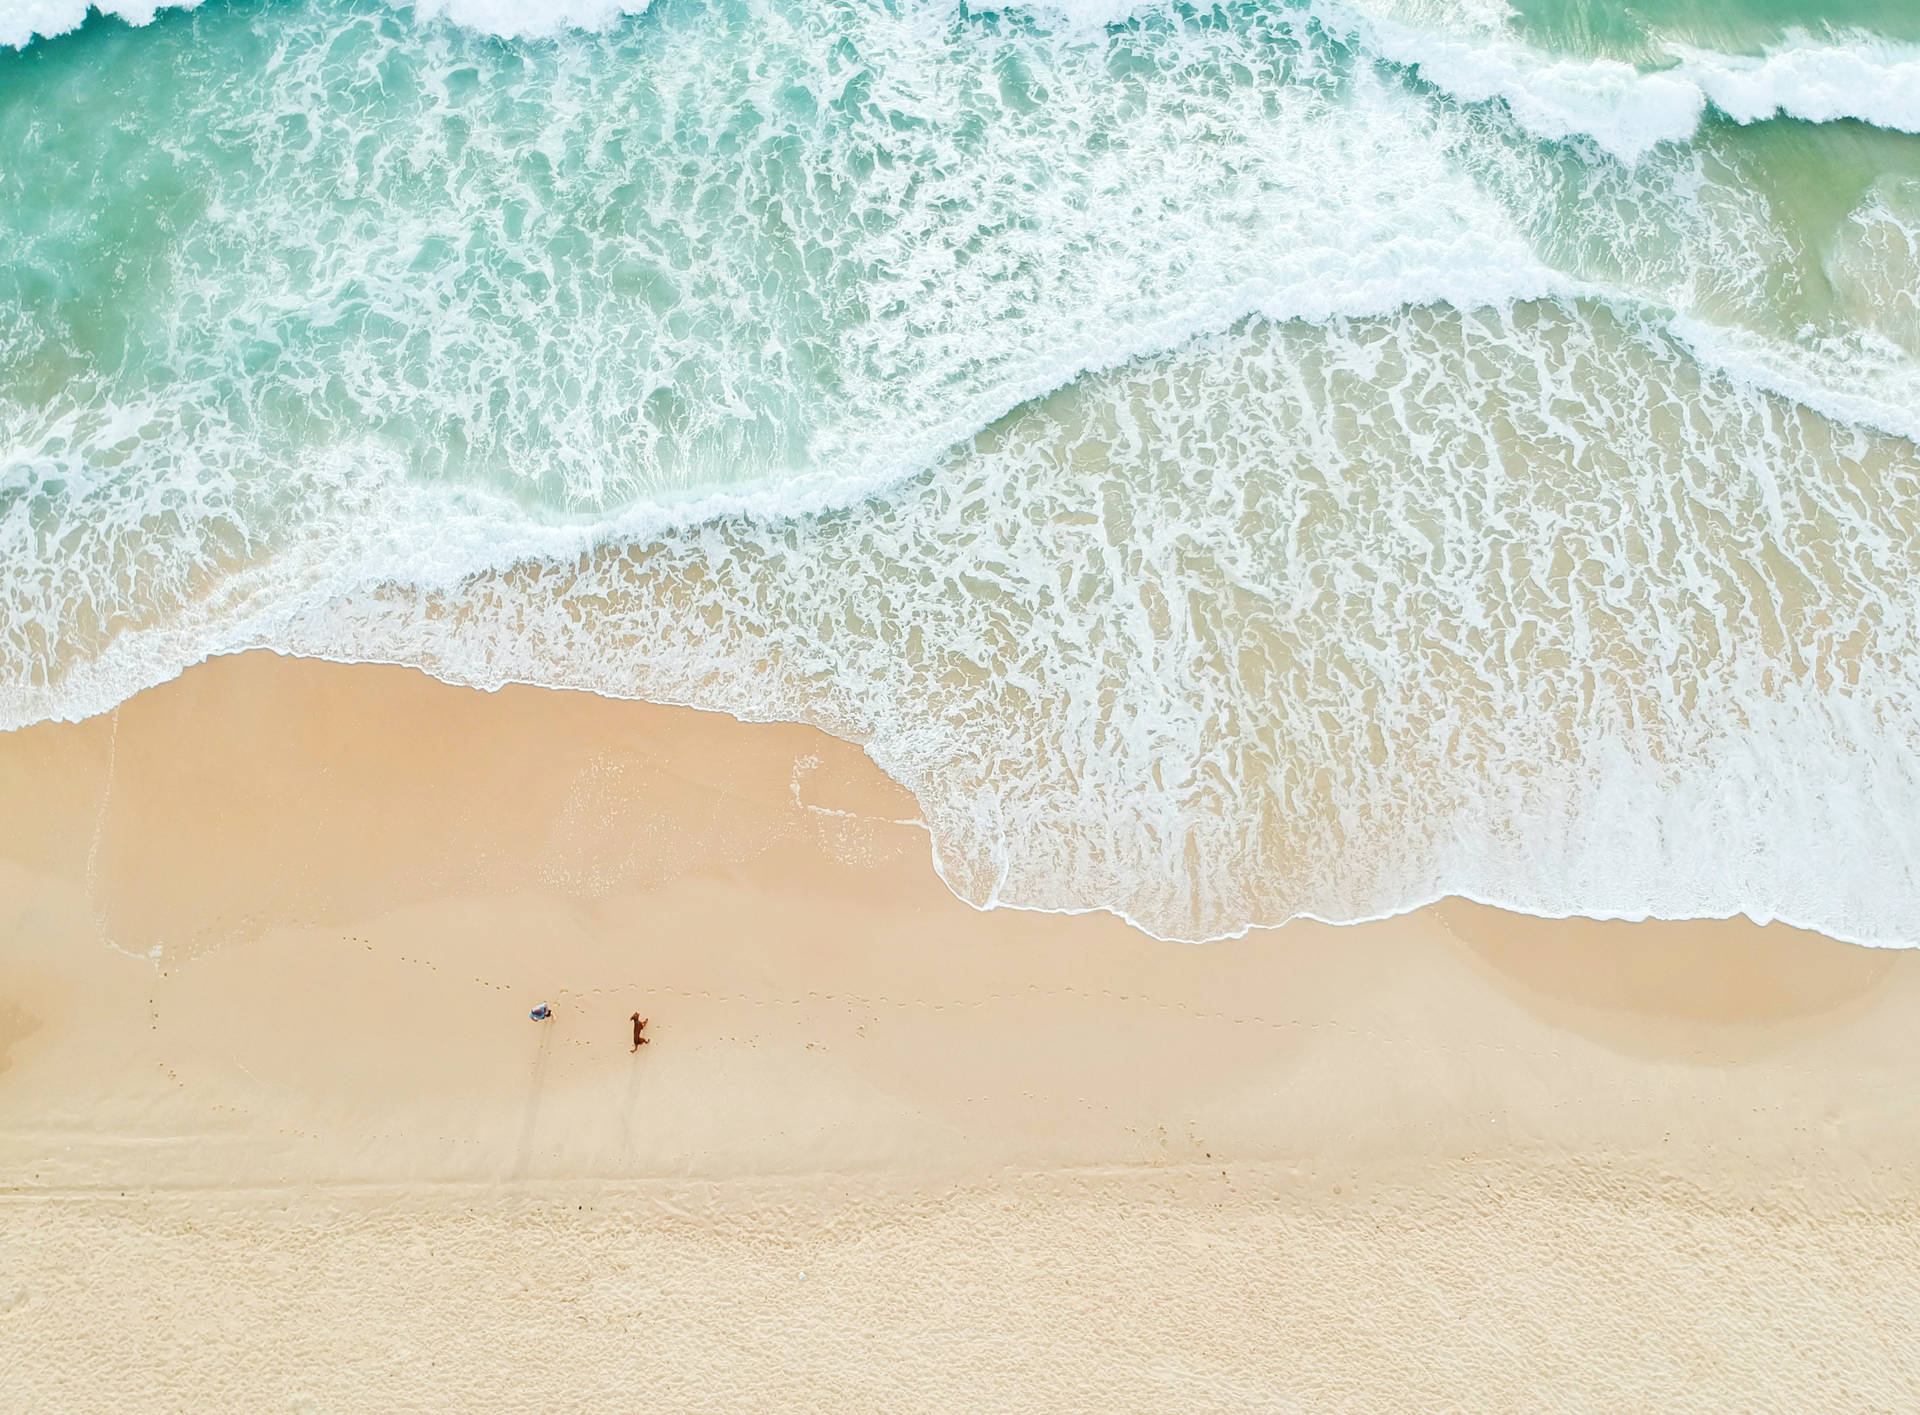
(615, 1015, 650, 1168)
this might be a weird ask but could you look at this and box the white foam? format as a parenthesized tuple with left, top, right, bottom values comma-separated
(1826, 178, 1920, 360)
(1329, 9, 1920, 162)
(1680, 32, 1920, 133)
(1670, 315, 1920, 449)
(0, 0, 649, 47)
(0, 0, 200, 48)
(1342, 11, 1704, 163)
(10, 0, 1920, 165)
(402, 0, 649, 41)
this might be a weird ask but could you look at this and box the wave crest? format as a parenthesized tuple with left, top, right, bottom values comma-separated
(0, 0, 651, 47)
(1352, 15, 1920, 162)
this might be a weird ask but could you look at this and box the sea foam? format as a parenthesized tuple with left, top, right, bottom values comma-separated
(0, 0, 650, 46)
(0, 0, 199, 47)
(1680, 34, 1920, 133)
(1339, 14, 1920, 162)
(9, 0, 1920, 162)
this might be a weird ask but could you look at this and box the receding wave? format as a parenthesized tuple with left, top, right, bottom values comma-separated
(264, 305, 1920, 946)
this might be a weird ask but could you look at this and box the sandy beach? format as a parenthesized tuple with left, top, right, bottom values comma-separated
(9, 0, 1920, 1406)
(3, 650, 1919, 1411)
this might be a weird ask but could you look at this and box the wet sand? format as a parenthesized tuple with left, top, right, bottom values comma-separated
(3, 651, 1918, 1410)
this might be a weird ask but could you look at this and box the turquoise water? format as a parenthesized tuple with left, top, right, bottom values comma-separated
(4, 0, 1920, 941)
(1508, 0, 1920, 61)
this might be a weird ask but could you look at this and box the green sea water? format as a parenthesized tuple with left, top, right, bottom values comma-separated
(3, 0, 1920, 940)
(1508, 0, 1920, 61)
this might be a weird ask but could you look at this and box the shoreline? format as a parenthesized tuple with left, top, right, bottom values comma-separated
(5, 650, 1920, 1406)
(14, 646, 1912, 954)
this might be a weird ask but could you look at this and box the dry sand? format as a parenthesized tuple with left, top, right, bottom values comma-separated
(2, 651, 1918, 1411)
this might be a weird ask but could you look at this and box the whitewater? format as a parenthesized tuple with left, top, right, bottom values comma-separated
(4, 0, 1920, 943)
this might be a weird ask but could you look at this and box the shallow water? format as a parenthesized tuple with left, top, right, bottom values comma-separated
(4, 0, 1919, 941)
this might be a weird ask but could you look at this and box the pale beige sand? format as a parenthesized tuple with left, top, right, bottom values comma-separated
(3, 652, 1919, 1411)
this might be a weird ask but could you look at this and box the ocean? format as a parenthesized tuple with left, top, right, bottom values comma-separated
(3, 0, 1918, 942)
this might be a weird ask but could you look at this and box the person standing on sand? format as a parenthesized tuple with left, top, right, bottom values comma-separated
(530, 1003, 552, 1022)
(631, 1014, 649, 1051)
